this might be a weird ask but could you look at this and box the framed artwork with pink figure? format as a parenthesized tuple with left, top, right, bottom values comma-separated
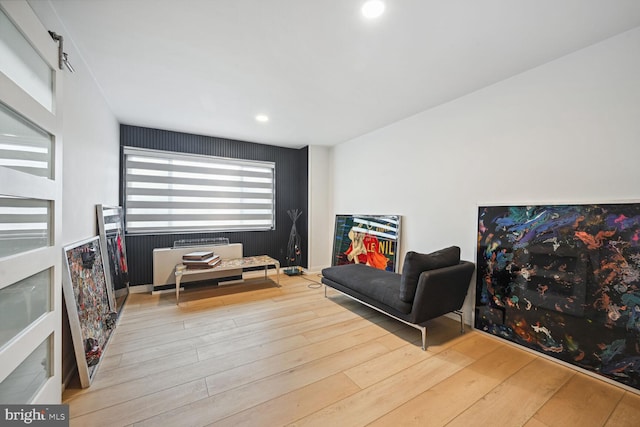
(97, 205, 130, 315)
(331, 214, 401, 272)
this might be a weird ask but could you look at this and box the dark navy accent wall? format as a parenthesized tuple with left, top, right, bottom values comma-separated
(120, 124, 308, 286)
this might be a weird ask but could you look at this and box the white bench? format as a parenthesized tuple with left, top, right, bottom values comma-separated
(152, 243, 243, 288)
(174, 255, 280, 304)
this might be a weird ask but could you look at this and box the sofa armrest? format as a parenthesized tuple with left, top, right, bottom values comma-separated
(408, 261, 475, 324)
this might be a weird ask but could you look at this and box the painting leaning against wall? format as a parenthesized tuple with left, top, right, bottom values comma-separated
(331, 214, 401, 272)
(475, 203, 640, 391)
(62, 236, 117, 388)
(97, 205, 130, 314)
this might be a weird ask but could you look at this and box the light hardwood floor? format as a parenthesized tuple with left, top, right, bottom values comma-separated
(63, 273, 640, 426)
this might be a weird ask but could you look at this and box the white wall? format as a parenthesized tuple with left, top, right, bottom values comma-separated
(329, 27, 640, 323)
(29, 0, 120, 389)
(29, 1, 120, 245)
(307, 145, 333, 272)
(58, 66, 120, 244)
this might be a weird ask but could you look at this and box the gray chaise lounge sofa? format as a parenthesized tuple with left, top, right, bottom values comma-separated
(321, 246, 475, 350)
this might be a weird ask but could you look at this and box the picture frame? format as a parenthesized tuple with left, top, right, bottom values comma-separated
(475, 202, 640, 392)
(331, 214, 401, 272)
(96, 204, 130, 314)
(62, 236, 117, 388)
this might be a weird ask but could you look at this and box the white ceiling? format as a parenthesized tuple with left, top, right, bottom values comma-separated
(47, 0, 640, 148)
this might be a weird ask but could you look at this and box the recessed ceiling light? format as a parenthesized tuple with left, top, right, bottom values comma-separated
(255, 114, 269, 123)
(361, 0, 385, 19)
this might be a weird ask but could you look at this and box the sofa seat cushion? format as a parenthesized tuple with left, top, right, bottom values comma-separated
(399, 246, 461, 303)
(322, 264, 412, 314)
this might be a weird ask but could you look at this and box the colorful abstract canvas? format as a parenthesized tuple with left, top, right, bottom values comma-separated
(331, 214, 401, 272)
(63, 236, 116, 387)
(476, 203, 640, 391)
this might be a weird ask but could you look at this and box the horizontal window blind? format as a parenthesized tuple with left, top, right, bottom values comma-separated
(0, 196, 50, 258)
(0, 102, 52, 178)
(124, 147, 275, 234)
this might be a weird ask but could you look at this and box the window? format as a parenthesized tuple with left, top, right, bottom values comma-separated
(0, 196, 50, 258)
(0, 102, 53, 178)
(123, 147, 275, 234)
(0, 8, 53, 111)
(0, 269, 51, 348)
(0, 335, 51, 404)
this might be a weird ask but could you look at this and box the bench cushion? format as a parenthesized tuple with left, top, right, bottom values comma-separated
(399, 246, 461, 302)
(321, 264, 412, 314)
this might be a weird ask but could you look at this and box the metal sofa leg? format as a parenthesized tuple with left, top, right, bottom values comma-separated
(420, 325, 427, 351)
(454, 310, 464, 334)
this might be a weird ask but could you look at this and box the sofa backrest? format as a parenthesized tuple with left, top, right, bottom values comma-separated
(399, 246, 461, 303)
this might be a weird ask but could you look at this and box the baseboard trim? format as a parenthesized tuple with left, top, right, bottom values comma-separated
(129, 284, 153, 293)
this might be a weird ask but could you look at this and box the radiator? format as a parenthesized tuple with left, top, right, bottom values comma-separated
(152, 243, 243, 286)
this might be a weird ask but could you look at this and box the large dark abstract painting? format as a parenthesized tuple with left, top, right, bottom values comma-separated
(476, 203, 640, 391)
(331, 214, 401, 272)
